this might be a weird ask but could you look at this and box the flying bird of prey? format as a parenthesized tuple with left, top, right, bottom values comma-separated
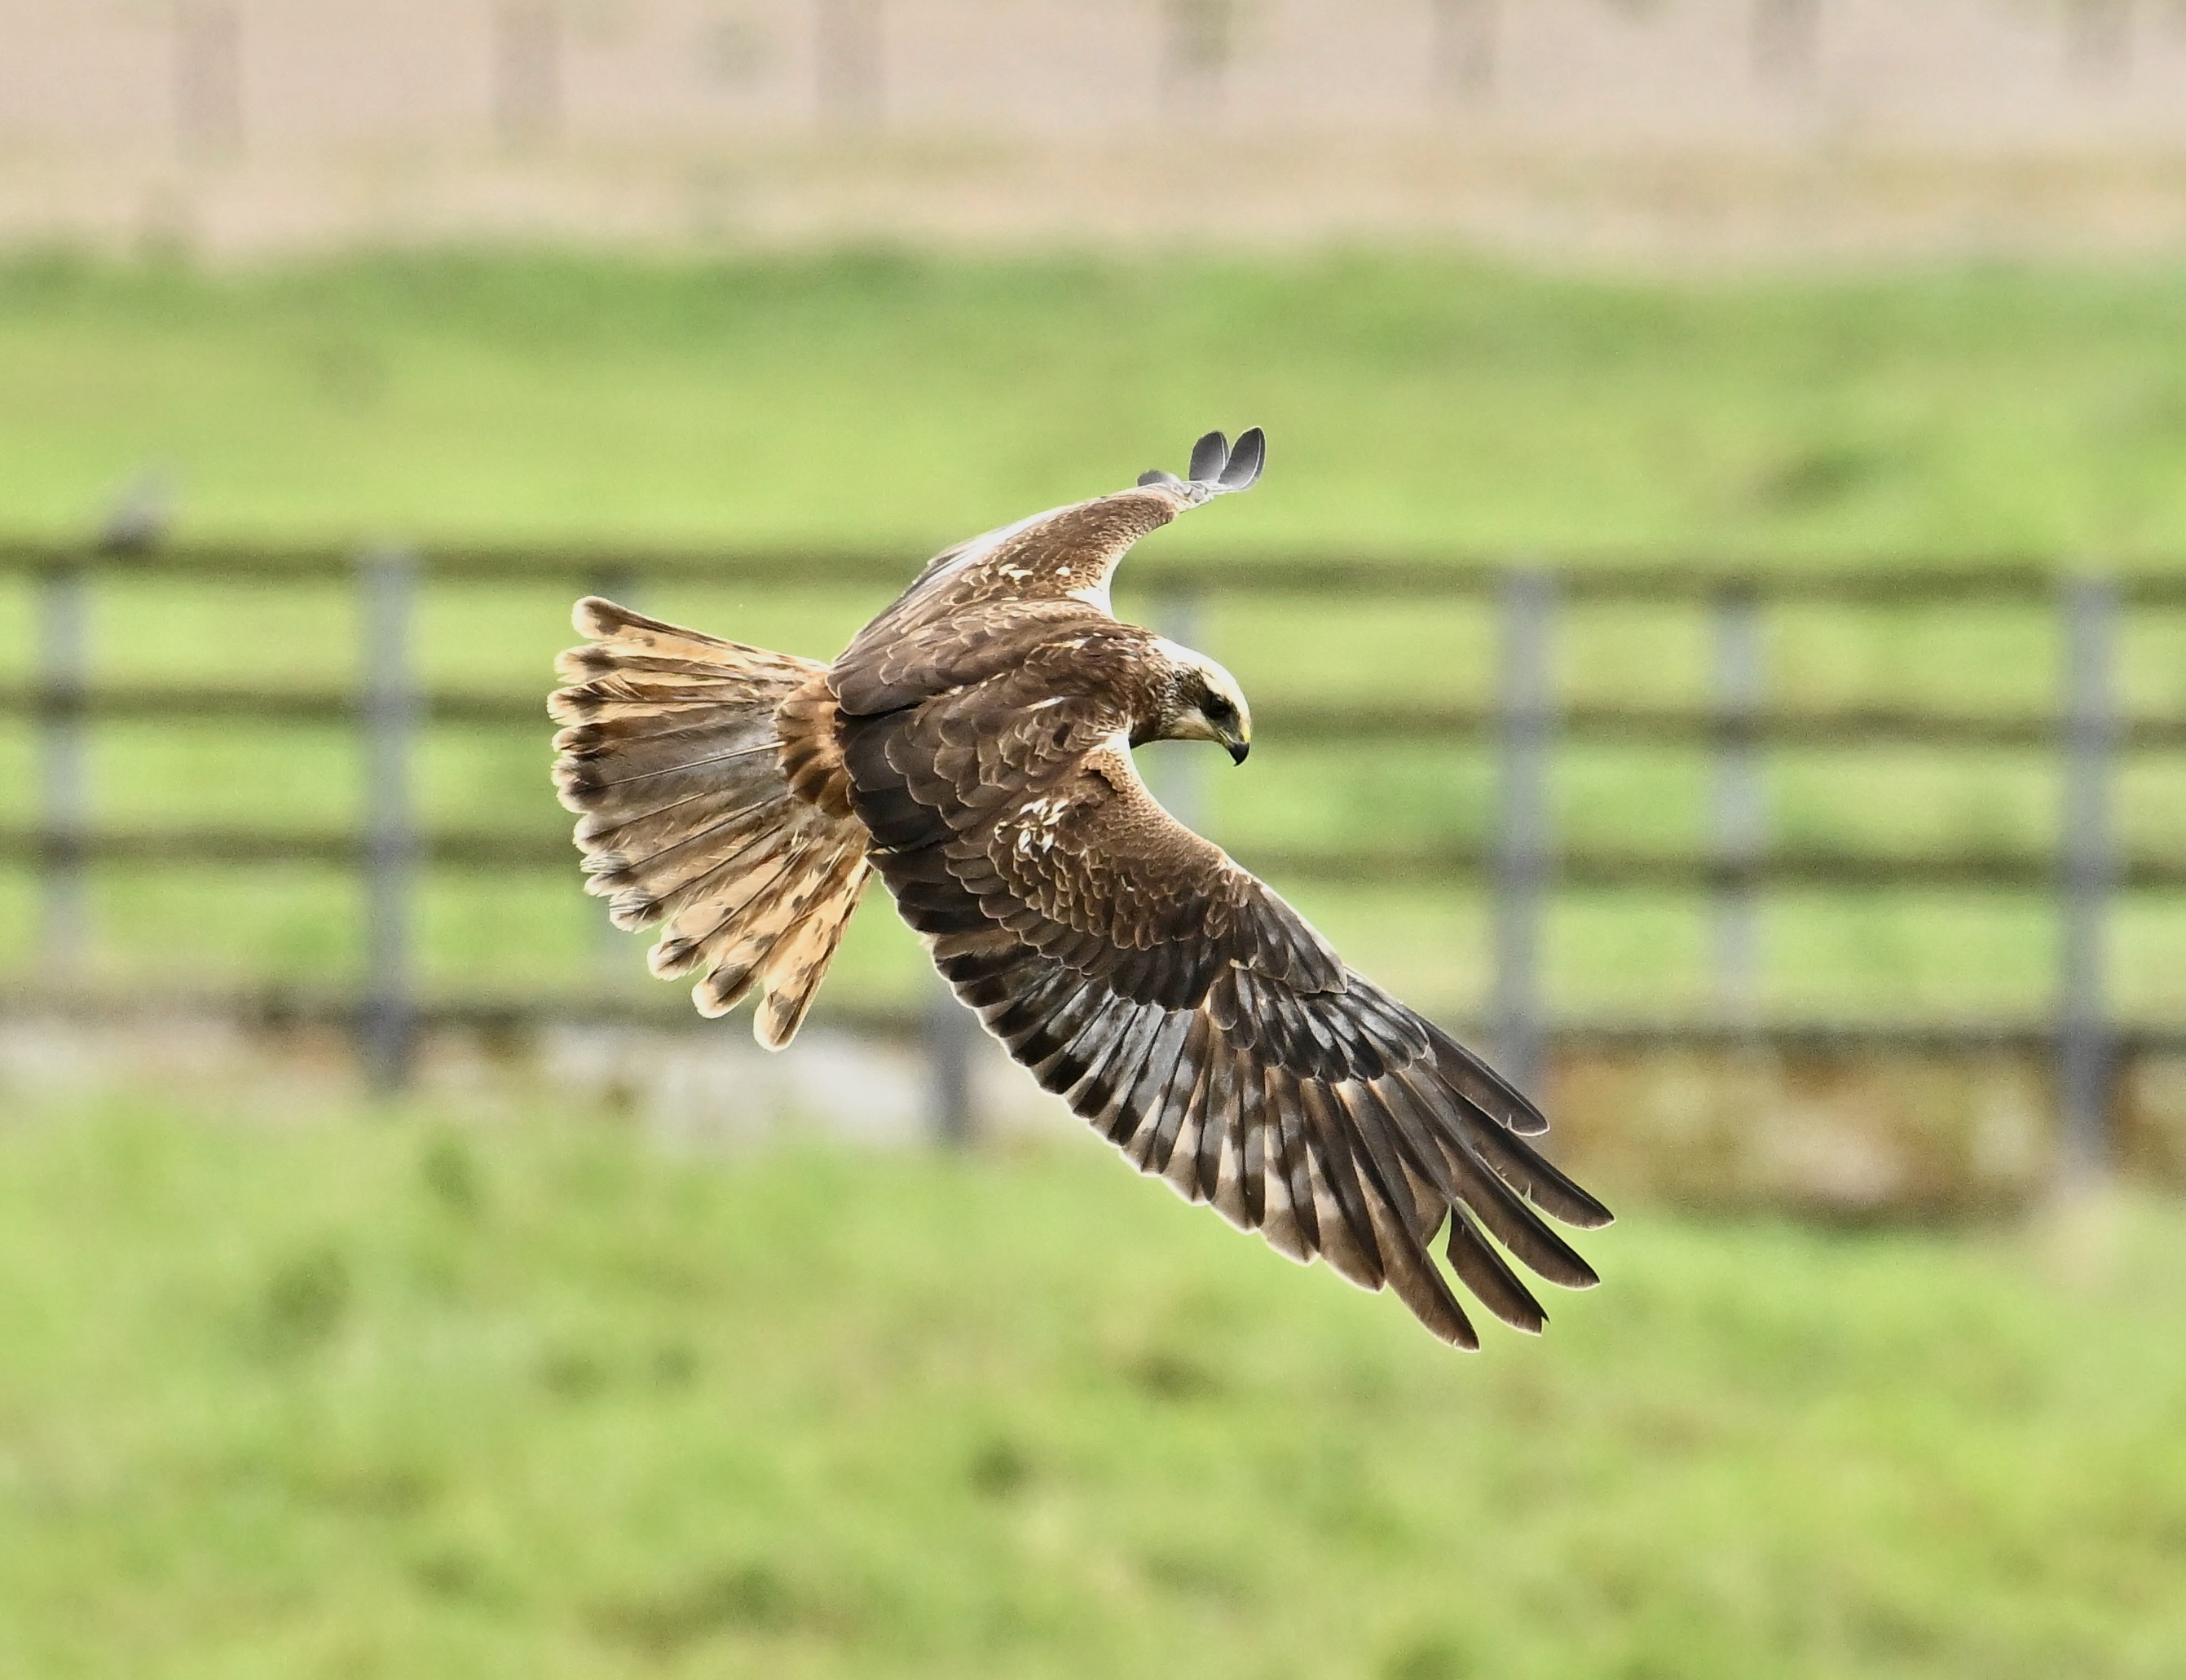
(550, 430, 1610, 1347)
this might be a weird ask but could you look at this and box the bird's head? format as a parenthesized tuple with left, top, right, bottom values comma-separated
(1147, 639, 1252, 765)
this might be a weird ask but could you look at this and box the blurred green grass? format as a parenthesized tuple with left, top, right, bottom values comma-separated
(7, 249, 2186, 554)
(0, 1095, 2180, 1679)
(4, 251, 2186, 1021)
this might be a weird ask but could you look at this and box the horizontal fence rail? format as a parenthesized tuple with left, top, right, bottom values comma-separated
(2, 536, 2178, 1168)
(11, 681, 2186, 750)
(4, 827, 2186, 892)
(11, 537, 2186, 602)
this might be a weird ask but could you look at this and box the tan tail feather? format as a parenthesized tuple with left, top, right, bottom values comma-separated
(687, 845, 864, 1022)
(553, 597, 870, 1047)
(572, 596, 736, 654)
(755, 852, 871, 1047)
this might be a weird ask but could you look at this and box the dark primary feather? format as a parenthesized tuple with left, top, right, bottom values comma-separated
(1219, 426, 1266, 491)
(1188, 430, 1232, 484)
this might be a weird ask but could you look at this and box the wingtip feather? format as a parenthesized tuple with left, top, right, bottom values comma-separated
(1219, 427, 1266, 491)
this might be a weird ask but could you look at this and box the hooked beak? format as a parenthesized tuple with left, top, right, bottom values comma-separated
(1225, 735, 1250, 767)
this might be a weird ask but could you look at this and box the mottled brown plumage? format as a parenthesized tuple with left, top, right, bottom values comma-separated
(551, 429, 1610, 1347)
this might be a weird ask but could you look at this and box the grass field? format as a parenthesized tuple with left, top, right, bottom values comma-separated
(5, 257, 2186, 1679)
(0, 1094, 2181, 1679)
(3, 251, 2186, 1021)
(7, 251, 2186, 554)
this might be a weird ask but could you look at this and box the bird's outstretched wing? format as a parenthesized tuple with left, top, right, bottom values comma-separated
(838, 428, 1267, 676)
(839, 648, 1611, 1349)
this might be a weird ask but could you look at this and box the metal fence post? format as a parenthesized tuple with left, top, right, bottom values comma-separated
(1430, 0, 1498, 103)
(174, 2, 244, 160)
(1163, 0, 1235, 110)
(36, 560, 90, 976)
(818, 0, 884, 128)
(359, 545, 420, 1095)
(1492, 567, 1554, 1097)
(1711, 584, 1766, 1025)
(2065, 0, 2131, 84)
(926, 986, 978, 1148)
(492, 0, 562, 149)
(2057, 574, 2118, 1176)
(1752, 0, 1821, 83)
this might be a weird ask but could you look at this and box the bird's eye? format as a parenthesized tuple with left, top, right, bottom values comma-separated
(1204, 693, 1232, 720)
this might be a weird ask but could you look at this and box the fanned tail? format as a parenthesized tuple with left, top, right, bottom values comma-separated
(549, 597, 870, 1047)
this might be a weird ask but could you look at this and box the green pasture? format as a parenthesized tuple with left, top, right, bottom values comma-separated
(0, 1094, 2180, 1679)
(7, 250, 2186, 554)
(3, 252, 2186, 1020)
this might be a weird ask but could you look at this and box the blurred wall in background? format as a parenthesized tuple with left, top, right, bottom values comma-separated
(5, 0, 2186, 260)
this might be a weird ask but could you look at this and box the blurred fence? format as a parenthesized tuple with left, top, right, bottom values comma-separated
(1, 538, 2180, 1174)
(16, 0, 2186, 154)
(12, 2, 2186, 258)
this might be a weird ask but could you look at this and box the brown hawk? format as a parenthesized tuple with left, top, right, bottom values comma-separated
(551, 430, 1609, 1347)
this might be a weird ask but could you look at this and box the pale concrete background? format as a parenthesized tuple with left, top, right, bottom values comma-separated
(4, 0, 2186, 259)
(7, 1013, 2184, 1209)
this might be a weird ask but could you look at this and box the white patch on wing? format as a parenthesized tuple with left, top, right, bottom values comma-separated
(1011, 790, 1077, 853)
(1087, 730, 1149, 799)
(1007, 730, 1135, 858)
(1069, 575, 1114, 615)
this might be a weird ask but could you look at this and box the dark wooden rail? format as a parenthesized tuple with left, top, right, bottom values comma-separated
(8, 679, 2186, 752)
(7, 537, 2186, 602)
(3, 825, 2184, 894)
